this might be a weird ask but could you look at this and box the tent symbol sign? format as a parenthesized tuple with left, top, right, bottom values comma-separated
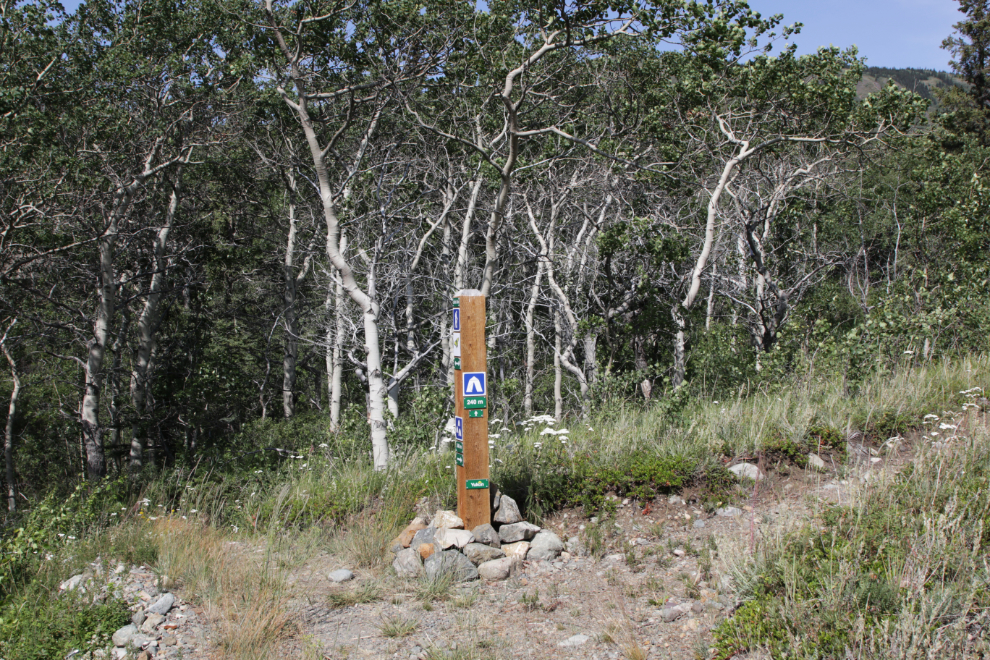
(462, 371, 487, 409)
(463, 372, 486, 396)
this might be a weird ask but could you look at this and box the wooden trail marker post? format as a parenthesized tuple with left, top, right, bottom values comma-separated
(452, 290, 490, 529)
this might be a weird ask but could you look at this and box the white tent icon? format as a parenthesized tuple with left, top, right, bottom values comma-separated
(466, 376, 483, 394)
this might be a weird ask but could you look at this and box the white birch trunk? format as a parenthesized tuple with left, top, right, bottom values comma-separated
(130, 173, 181, 474)
(523, 259, 544, 417)
(2, 329, 20, 512)
(553, 309, 562, 422)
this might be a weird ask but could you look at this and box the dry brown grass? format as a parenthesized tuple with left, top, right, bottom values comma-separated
(153, 518, 293, 660)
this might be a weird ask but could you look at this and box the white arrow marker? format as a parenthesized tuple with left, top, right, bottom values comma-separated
(466, 376, 483, 394)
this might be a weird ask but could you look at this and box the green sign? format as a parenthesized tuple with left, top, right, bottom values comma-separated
(466, 479, 489, 490)
(464, 396, 486, 409)
(468, 409, 484, 418)
(452, 298, 459, 308)
(455, 454, 464, 466)
(453, 357, 461, 370)
(455, 441, 463, 453)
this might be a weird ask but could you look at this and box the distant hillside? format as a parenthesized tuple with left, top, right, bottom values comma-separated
(857, 67, 965, 107)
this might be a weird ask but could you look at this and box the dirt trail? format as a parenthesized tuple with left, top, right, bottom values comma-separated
(263, 439, 911, 660)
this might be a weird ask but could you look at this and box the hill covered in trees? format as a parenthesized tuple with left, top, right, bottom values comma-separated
(858, 66, 964, 103)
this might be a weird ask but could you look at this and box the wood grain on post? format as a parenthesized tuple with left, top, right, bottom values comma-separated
(456, 290, 490, 529)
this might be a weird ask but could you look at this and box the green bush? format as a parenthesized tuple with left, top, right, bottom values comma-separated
(0, 587, 130, 660)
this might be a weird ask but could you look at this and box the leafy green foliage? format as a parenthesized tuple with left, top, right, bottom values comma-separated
(0, 588, 130, 660)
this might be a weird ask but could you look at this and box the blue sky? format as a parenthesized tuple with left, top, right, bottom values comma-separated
(58, 0, 962, 71)
(752, 0, 961, 70)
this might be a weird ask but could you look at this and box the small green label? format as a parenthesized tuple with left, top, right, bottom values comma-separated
(455, 441, 463, 453)
(468, 409, 484, 418)
(464, 396, 486, 409)
(453, 357, 461, 370)
(455, 454, 464, 466)
(466, 479, 489, 490)
(452, 298, 459, 308)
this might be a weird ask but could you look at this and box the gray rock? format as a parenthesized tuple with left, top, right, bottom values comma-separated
(693, 519, 706, 529)
(146, 592, 175, 615)
(667, 495, 684, 505)
(715, 506, 743, 518)
(565, 536, 587, 556)
(807, 453, 826, 471)
(660, 603, 692, 622)
(111, 625, 153, 649)
(463, 543, 506, 565)
(493, 494, 523, 524)
(501, 541, 530, 559)
(424, 550, 479, 582)
(691, 601, 704, 614)
(729, 463, 764, 481)
(393, 548, 423, 578)
(410, 526, 436, 550)
(559, 634, 591, 647)
(477, 557, 520, 580)
(131, 610, 146, 627)
(112, 624, 139, 647)
(527, 530, 564, 561)
(329, 569, 355, 583)
(471, 523, 501, 548)
(498, 521, 540, 543)
(140, 612, 164, 633)
(431, 510, 464, 529)
(434, 528, 474, 550)
(59, 574, 87, 593)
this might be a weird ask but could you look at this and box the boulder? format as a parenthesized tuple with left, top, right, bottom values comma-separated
(471, 523, 501, 548)
(434, 528, 474, 550)
(498, 521, 540, 543)
(527, 530, 564, 561)
(728, 463, 764, 481)
(477, 557, 521, 581)
(130, 610, 146, 627)
(492, 494, 523, 524)
(807, 453, 826, 471)
(328, 569, 355, 583)
(147, 592, 175, 615)
(424, 550, 478, 582)
(501, 541, 530, 560)
(431, 510, 464, 529)
(463, 543, 506, 565)
(393, 548, 423, 578)
(418, 543, 436, 560)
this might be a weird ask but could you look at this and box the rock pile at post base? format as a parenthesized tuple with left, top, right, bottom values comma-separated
(390, 493, 566, 582)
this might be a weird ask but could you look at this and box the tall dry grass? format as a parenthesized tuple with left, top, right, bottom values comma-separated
(153, 518, 293, 660)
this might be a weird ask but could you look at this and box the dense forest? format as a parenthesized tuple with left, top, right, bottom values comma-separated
(1, 0, 988, 507)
